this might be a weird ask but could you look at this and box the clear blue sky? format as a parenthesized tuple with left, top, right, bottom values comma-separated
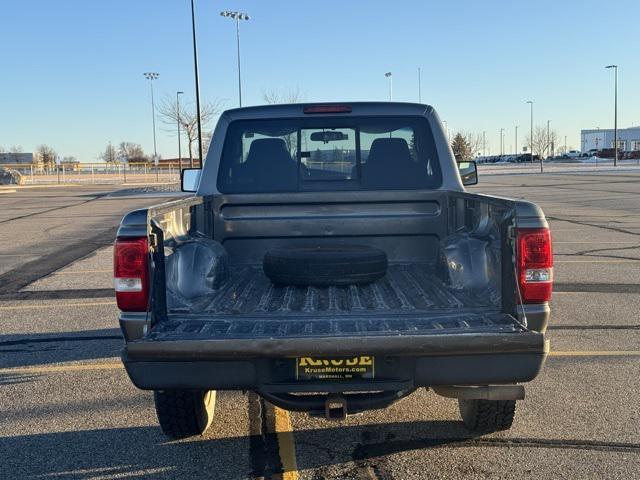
(1, 0, 638, 161)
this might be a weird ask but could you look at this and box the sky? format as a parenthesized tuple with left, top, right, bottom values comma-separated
(1, 0, 639, 161)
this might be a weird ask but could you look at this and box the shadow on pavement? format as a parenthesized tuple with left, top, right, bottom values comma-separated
(0, 426, 251, 480)
(0, 328, 122, 368)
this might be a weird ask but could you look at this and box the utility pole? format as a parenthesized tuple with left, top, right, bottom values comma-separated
(220, 11, 250, 107)
(176, 91, 184, 170)
(547, 120, 551, 158)
(385, 72, 393, 101)
(500, 128, 504, 157)
(190, 0, 203, 166)
(482, 131, 486, 156)
(515, 125, 518, 157)
(143, 72, 159, 159)
(605, 65, 618, 166)
(526, 101, 540, 172)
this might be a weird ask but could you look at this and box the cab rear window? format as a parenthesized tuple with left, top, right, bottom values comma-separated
(217, 116, 442, 193)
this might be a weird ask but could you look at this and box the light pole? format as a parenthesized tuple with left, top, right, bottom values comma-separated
(605, 65, 618, 166)
(515, 125, 519, 156)
(564, 135, 567, 154)
(500, 128, 505, 157)
(143, 72, 159, 160)
(190, 0, 203, 166)
(385, 72, 393, 101)
(482, 131, 486, 156)
(176, 91, 184, 169)
(547, 120, 551, 158)
(418, 67, 422, 103)
(220, 10, 250, 107)
(526, 100, 539, 171)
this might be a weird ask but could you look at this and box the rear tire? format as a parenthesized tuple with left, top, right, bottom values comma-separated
(458, 399, 516, 432)
(154, 390, 216, 439)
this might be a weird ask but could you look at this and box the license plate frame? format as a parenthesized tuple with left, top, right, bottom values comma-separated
(295, 356, 375, 380)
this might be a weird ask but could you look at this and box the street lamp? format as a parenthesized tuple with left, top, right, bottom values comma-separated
(384, 72, 393, 101)
(143, 72, 160, 160)
(526, 100, 540, 172)
(482, 131, 486, 156)
(176, 91, 184, 169)
(515, 125, 519, 156)
(547, 120, 551, 158)
(190, 0, 203, 166)
(500, 128, 505, 156)
(220, 10, 250, 107)
(605, 65, 618, 166)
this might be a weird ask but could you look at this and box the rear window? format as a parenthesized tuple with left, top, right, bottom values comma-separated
(217, 116, 442, 193)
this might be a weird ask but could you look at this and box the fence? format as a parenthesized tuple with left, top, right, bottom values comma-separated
(0, 162, 199, 185)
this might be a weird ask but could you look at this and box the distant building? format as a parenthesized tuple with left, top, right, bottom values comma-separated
(581, 127, 640, 152)
(156, 157, 202, 168)
(0, 152, 36, 166)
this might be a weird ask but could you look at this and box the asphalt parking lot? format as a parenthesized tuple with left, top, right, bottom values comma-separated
(1, 171, 639, 479)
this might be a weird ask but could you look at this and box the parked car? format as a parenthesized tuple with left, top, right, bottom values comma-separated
(115, 102, 552, 439)
(562, 150, 582, 159)
(583, 149, 598, 157)
(598, 148, 617, 158)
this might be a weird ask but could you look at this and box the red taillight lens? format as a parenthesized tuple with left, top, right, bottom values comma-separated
(114, 236, 149, 311)
(303, 104, 352, 114)
(517, 227, 553, 303)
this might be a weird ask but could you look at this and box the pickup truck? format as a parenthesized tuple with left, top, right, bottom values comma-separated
(115, 102, 552, 439)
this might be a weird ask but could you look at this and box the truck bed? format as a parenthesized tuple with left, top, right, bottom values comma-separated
(152, 262, 521, 344)
(173, 262, 500, 316)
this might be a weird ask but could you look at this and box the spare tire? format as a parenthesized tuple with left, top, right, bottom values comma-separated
(263, 245, 388, 286)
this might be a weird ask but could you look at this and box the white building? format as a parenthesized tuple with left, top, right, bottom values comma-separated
(581, 127, 640, 152)
(0, 152, 35, 165)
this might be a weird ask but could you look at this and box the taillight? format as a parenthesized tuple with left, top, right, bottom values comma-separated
(114, 236, 149, 311)
(517, 227, 553, 303)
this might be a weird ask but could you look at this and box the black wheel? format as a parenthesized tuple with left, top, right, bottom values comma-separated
(154, 390, 216, 439)
(263, 245, 388, 286)
(458, 399, 516, 432)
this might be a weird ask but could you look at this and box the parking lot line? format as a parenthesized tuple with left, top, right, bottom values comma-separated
(549, 351, 640, 357)
(274, 407, 299, 480)
(0, 301, 115, 310)
(0, 362, 122, 375)
(55, 269, 112, 275)
(555, 260, 640, 263)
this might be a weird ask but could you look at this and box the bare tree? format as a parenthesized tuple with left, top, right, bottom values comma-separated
(9, 145, 23, 153)
(35, 144, 57, 170)
(118, 142, 147, 164)
(157, 96, 225, 167)
(459, 132, 484, 158)
(262, 87, 304, 105)
(99, 143, 119, 164)
(525, 126, 560, 160)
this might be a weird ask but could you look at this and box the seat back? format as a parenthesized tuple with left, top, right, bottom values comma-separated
(361, 138, 422, 189)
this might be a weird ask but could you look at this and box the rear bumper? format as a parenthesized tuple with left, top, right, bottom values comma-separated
(122, 333, 549, 392)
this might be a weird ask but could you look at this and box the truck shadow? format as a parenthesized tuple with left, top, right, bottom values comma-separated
(2, 419, 636, 479)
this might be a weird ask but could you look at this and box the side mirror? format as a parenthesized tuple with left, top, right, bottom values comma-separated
(457, 161, 478, 186)
(181, 168, 201, 192)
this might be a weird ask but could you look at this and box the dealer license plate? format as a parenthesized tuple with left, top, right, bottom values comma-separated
(295, 356, 375, 380)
